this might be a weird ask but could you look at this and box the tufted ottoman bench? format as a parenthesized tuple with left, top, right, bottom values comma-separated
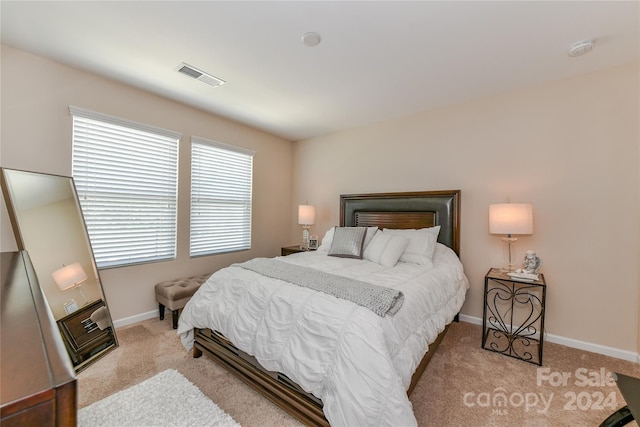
(154, 273, 210, 329)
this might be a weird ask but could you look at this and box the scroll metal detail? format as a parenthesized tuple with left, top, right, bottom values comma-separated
(482, 272, 546, 365)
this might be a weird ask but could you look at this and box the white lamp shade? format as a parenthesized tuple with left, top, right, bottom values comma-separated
(52, 263, 88, 291)
(298, 205, 316, 225)
(489, 203, 533, 235)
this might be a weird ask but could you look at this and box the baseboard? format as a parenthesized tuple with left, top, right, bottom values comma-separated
(113, 310, 157, 329)
(459, 314, 639, 364)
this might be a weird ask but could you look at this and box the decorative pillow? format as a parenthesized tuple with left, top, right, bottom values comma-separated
(364, 232, 409, 267)
(383, 226, 441, 267)
(318, 226, 378, 254)
(328, 227, 367, 259)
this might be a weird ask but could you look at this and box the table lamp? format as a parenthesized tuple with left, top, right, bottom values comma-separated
(298, 204, 316, 249)
(489, 202, 533, 271)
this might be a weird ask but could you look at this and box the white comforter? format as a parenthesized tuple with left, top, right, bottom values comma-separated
(178, 243, 468, 426)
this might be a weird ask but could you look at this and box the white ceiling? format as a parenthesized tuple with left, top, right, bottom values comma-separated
(1, 1, 638, 141)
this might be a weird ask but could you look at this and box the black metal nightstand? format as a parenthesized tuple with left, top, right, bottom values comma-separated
(482, 268, 547, 365)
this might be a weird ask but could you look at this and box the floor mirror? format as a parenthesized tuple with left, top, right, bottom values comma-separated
(1, 167, 118, 372)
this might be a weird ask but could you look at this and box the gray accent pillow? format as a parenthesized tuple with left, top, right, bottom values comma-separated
(328, 227, 367, 259)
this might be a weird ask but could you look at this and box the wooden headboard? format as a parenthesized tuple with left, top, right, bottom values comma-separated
(339, 190, 461, 255)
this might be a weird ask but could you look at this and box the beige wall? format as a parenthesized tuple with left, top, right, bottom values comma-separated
(0, 45, 294, 322)
(293, 63, 640, 356)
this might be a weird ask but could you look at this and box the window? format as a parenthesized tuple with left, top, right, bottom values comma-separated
(70, 106, 180, 268)
(190, 137, 254, 257)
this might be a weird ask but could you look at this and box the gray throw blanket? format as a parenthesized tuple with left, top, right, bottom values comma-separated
(234, 258, 404, 317)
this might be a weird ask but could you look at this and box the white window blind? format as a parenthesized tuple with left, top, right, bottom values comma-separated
(190, 137, 254, 257)
(70, 106, 180, 268)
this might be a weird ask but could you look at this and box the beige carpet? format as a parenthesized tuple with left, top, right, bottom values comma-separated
(78, 318, 640, 426)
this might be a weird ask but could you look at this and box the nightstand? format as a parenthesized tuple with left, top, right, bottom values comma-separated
(281, 245, 312, 256)
(57, 299, 116, 367)
(482, 268, 547, 365)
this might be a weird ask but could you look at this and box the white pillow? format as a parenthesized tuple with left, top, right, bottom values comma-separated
(317, 227, 335, 253)
(383, 226, 441, 267)
(317, 226, 378, 254)
(363, 226, 379, 249)
(364, 232, 409, 267)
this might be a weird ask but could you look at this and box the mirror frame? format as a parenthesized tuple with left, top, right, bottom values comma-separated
(1, 167, 118, 372)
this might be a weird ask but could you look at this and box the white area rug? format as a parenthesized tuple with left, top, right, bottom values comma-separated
(78, 369, 240, 427)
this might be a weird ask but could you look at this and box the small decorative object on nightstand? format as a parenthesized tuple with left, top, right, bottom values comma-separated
(64, 299, 79, 315)
(482, 267, 546, 365)
(308, 235, 319, 250)
(522, 250, 542, 274)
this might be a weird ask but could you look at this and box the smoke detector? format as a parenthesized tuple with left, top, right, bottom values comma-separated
(302, 32, 322, 47)
(176, 63, 225, 87)
(568, 40, 594, 57)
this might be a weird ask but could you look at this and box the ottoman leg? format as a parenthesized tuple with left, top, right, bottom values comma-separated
(159, 303, 165, 320)
(172, 309, 179, 329)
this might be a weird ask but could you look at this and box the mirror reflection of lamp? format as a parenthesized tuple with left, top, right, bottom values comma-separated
(52, 262, 89, 306)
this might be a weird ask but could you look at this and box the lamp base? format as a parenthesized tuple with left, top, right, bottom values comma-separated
(500, 264, 518, 273)
(301, 226, 310, 250)
(76, 284, 89, 306)
(500, 236, 518, 272)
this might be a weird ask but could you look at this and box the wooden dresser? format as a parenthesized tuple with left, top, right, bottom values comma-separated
(1, 251, 77, 426)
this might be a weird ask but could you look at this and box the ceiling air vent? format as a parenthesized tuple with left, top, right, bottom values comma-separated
(176, 63, 225, 88)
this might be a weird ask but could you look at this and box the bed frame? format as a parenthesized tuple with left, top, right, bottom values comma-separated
(193, 190, 461, 426)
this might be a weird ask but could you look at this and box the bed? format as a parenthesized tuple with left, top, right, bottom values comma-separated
(178, 190, 468, 426)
